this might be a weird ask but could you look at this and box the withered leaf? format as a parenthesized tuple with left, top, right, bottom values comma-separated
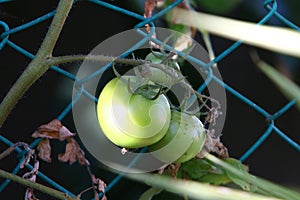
(25, 188, 39, 200)
(20, 148, 35, 169)
(22, 161, 39, 183)
(144, 0, 157, 18)
(32, 119, 75, 141)
(92, 175, 107, 200)
(37, 139, 52, 162)
(168, 163, 181, 177)
(58, 138, 89, 166)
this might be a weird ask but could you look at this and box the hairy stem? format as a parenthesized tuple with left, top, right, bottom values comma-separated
(0, 0, 73, 127)
(47, 54, 145, 66)
(0, 169, 78, 200)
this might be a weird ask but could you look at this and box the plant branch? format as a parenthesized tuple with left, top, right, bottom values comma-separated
(0, 168, 78, 200)
(0, 0, 73, 127)
(47, 54, 146, 66)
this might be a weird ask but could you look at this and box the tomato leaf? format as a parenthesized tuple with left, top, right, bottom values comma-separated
(58, 138, 89, 165)
(32, 119, 75, 141)
(223, 158, 257, 192)
(23, 161, 40, 200)
(91, 175, 107, 200)
(180, 158, 231, 185)
(144, 0, 157, 18)
(36, 138, 52, 163)
(139, 187, 163, 200)
(24, 188, 39, 200)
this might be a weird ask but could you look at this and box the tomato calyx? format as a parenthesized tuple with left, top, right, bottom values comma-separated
(127, 78, 164, 100)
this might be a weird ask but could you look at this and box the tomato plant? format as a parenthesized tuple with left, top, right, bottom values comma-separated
(97, 76, 171, 148)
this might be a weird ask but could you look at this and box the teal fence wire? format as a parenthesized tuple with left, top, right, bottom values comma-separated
(0, 0, 300, 199)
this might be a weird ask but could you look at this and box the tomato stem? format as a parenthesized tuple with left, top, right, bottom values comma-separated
(0, 0, 73, 127)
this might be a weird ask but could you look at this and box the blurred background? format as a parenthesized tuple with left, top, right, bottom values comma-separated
(0, 0, 299, 199)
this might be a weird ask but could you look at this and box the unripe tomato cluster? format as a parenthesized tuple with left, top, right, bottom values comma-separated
(97, 54, 206, 164)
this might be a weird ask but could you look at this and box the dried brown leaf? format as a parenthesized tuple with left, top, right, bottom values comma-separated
(20, 148, 35, 169)
(168, 163, 181, 177)
(32, 119, 75, 141)
(37, 138, 52, 162)
(22, 161, 39, 183)
(92, 175, 107, 200)
(58, 138, 89, 165)
(25, 188, 39, 200)
(144, 0, 157, 18)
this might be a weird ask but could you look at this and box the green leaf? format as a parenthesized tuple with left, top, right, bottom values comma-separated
(223, 158, 257, 192)
(194, 0, 242, 14)
(180, 158, 231, 185)
(252, 52, 300, 110)
(139, 187, 163, 200)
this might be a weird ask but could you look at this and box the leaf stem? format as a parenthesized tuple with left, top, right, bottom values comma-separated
(0, 169, 78, 200)
(0, 0, 73, 127)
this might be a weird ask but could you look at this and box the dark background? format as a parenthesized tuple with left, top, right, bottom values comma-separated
(0, 0, 300, 199)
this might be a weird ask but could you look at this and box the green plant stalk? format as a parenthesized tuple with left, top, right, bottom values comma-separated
(126, 172, 279, 200)
(170, 8, 300, 58)
(47, 54, 146, 66)
(0, 0, 73, 127)
(205, 154, 300, 200)
(201, 31, 217, 67)
(0, 169, 78, 200)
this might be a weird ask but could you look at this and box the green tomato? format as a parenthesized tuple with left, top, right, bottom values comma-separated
(144, 52, 180, 86)
(97, 76, 171, 148)
(149, 111, 206, 163)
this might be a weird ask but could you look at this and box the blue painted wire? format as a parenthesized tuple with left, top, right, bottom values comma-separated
(0, 10, 56, 38)
(57, 88, 83, 121)
(1, 0, 300, 197)
(7, 40, 35, 59)
(88, 0, 145, 21)
(269, 99, 296, 121)
(76, 25, 156, 85)
(7, 41, 76, 81)
(264, 0, 300, 31)
(136, 29, 208, 68)
(212, 75, 271, 118)
(212, 0, 277, 64)
(50, 66, 77, 81)
(0, 159, 25, 192)
(26, 164, 77, 197)
(134, 0, 184, 28)
(273, 126, 300, 152)
(0, 136, 76, 196)
(0, 0, 12, 3)
(197, 68, 213, 93)
(239, 122, 274, 162)
(95, 147, 148, 200)
(0, 21, 9, 50)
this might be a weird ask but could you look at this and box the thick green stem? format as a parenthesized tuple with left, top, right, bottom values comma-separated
(0, 169, 78, 200)
(0, 0, 73, 127)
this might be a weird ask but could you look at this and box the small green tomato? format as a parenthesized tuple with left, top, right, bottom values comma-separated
(149, 111, 206, 163)
(97, 76, 171, 148)
(144, 52, 180, 86)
